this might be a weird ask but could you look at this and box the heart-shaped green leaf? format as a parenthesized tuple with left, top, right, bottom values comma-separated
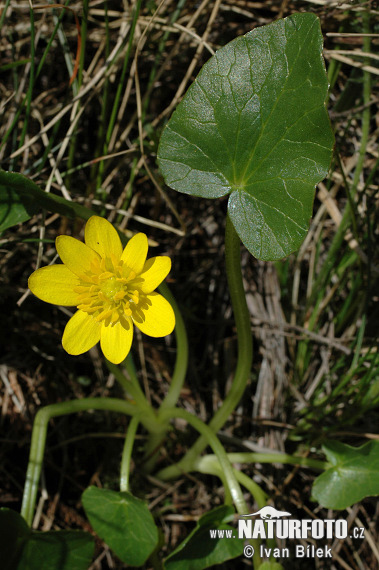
(0, 508, 94, 570)
(82, 486, 158, 566)
(157, 13, 334, 260)
(312, 440, 379, 509)
(164, 505, 244, 569)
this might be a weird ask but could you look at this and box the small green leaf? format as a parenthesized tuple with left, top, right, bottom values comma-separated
(312, 440, 379, 509)
(18, 531, 94, 570)
(82, 486, 158, 566)
(0, 184, 37, 232)
(0, 508, 29, 570)
(157, 13, 334, 260)
(0, 169, 95, 228)
(0, 508, 94, 570)
(164, 505, 244, 569)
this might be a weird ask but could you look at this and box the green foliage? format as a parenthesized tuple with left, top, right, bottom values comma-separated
(164, 506, 244, 569)
(81, 486, 159, 566)
(0, 169, 94, 232)
(0, 184, 34, 232)
(157, 13, 334, 261)
(312, 441, 379, 509)
(4, 5, 376, 569)
(0, 508, 94, 570)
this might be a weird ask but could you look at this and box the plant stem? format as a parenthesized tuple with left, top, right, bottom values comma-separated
(120, 416, 140, 492)
(195, 452, 328, 472)
(158, 408, 248, 516)
(193, 455, 263, 569)
(159, 407, 263, 568)
(194, 455, 268, 509)
(105, 357, 154, 416)
(142, 283, 189, 473)
(159, 283, 189, 411)
(21, 397, 140, 526)
(157, 215, 253, 478)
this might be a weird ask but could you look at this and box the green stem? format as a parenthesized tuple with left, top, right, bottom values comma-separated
(158, 408, 248, 516)
(194, 455, 268, 509)
(159, 283, 189, 411)
(193, 456, 262, 569)
(196, 452, 328, 472)
(142, 283, 189, 473)
(157, 215, 253, 478)
(120, 416, 140, 492)
(105, 357, 154, 416)
(158, 407, 263, 568)
(21, 397, 139, 526)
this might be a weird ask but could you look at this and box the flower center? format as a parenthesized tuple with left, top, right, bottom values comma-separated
(73, 256, 143, 327)
(100, 277, 122, 300)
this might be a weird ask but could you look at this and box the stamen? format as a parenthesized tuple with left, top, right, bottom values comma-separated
(96, 309, 114, 322)
(78, 305, 99, 313)
(129, 290, 140, 304)
(77, 297, 92, 305)
(90, 259, 100, 274)
(119, 314, 131, 328)
(99, 271, 114, 280)
(73, 286, 89, 293)
(113, 291, 126, 301)
(74, 255, 146, 329)
(110, 253, 119, 269)
(111, 311, 120, 324)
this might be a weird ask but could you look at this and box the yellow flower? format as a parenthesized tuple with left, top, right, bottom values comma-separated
(28, 216, 175, 364)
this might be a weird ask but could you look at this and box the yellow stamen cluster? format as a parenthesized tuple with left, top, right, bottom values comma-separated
(73, 255, 143, 328)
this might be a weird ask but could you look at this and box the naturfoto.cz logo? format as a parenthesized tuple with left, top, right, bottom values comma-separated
(209, 505, 365, 561)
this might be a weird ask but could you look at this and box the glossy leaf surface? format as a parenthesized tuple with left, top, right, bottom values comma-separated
(158, 13, 334, 260)
(312, 440, 379, 509)
(0, 508, 94, 570)
(0, 184, 36, 232)
(82, 486, 158, 566)
(164, 505, 243, 569)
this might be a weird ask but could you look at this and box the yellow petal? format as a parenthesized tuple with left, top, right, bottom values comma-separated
(139, 256, 171, 293)
(100, 320, 133, 364)
(132, 292, 175, 338)
(62, 310, 101, 355)
(84, 216, 122, 260)
(120, 233, 148, 275)
(29, 265, 80, 306)
(56, 235, 100, 277)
